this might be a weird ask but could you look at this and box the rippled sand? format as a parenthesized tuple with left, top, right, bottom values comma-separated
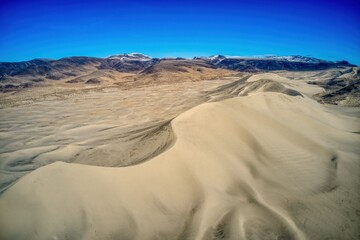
(0, 73, 359, 239)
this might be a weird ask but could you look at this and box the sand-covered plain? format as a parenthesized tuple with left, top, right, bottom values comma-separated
(0, 72, 359, 239)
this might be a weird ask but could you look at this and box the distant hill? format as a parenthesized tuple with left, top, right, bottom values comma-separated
(0, 53, 355, 79)
(0, 53, 357, 94)
(195, 55, 355, 71)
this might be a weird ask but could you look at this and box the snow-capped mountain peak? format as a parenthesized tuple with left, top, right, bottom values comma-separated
(264, 55, 330, 63)
(106, 53, 152, 62)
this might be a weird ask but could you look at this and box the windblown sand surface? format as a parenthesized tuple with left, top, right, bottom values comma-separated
(0, 73, 359, 239)
(0, 79, 237, 193)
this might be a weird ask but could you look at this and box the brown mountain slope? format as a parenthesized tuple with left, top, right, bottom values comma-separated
(130, 59, 239, 85)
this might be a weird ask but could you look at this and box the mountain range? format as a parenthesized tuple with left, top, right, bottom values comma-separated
(0, 53, 358, 96)
(0, 53, 355, 78)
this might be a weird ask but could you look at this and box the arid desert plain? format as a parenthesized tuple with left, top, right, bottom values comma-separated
(0, 56, 359, 240)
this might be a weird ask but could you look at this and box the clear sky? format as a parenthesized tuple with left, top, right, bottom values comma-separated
(0, 0, 359, 64)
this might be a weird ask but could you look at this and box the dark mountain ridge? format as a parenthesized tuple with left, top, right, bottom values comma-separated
(0, 54, 356, 79)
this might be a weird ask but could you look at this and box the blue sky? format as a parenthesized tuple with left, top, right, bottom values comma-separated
(0, 0, 359, 64)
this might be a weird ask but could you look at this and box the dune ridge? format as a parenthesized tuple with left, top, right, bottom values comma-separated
(0, 73, 359, 239)
(0, 119, 175, 194)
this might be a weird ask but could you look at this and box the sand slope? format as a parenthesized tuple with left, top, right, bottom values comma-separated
(0, 73, 359, 239)
(0, 80, 233, 193)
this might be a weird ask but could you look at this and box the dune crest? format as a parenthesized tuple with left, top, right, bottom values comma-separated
(0, 81, 359, 239)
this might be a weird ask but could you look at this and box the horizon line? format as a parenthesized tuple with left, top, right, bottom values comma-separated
(0, 52, 355, 64)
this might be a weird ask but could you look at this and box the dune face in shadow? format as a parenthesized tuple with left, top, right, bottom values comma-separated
(1, 79, 240, 194)
(0, 72, 359, 240)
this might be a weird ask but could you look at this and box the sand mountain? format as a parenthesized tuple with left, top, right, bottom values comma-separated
(0, 72, 359, 240)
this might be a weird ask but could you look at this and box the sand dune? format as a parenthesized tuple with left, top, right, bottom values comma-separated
(0, 80, 234, 193)
(0, 73, 359, 239)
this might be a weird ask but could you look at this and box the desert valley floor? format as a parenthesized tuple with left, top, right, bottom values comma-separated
(0, 68, 359, 239)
